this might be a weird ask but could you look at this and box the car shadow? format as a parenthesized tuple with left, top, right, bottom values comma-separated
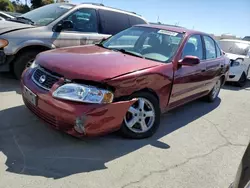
(0, 73, 21, 94)
(0, 98, 221, 179)
(222, 79, 250, 91)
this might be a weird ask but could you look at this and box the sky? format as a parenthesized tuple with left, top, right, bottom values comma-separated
(70, 0, 250, 37)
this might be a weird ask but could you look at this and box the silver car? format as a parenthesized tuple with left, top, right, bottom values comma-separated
(0, 3, 148, 79)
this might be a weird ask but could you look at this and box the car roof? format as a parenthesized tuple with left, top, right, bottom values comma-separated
(219, 39, 250, 44)
(136, 24, 208, 35)
(60, 3, 147, 22)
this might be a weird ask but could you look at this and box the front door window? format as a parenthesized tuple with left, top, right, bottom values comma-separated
(63, 8, 98, 33)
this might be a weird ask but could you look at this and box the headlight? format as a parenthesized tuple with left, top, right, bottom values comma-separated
(53, 83, 114, 104)
(29, 60, 38, 69)
(231, 58, 243, 67)
(0, 39, 8, 48)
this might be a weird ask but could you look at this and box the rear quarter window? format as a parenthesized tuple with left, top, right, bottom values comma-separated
(128, 16, 146, 26)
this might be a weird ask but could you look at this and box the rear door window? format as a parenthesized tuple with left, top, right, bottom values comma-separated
(203, 36, 216, 59)
(63, 8, 98, 33)
(99, 9, 130, 35)
(216, 44, 222, 57)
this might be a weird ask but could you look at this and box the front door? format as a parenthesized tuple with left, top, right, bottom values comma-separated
(169, 34, 208, 108)
(52, 8, 110, 48)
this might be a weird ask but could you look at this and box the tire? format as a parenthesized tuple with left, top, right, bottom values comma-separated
(119, 92, 161, 139)
(205, 78, 222, 103)
(13, 50, 42, 80)
(237, 72, 247, 87)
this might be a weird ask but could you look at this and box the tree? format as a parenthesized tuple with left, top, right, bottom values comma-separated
(0, 0, 15, 11)
(31, 0, 53, 9)
(12, 1, 30, 13)
(42, 0, 53, 5)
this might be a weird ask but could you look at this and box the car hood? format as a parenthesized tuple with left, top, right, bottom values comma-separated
(225, 53, 246, 60)
(37, 45, 161, 82)
(0, 20, 34, 35)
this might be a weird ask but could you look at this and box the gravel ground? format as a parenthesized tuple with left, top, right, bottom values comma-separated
(0, 73, 249, 188)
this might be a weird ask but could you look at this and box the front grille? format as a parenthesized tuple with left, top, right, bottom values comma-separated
(32, 67, 61, 90)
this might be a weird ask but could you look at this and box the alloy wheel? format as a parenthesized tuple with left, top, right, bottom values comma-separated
(124, 98, 155, 133)
(212, 79, 221, 99)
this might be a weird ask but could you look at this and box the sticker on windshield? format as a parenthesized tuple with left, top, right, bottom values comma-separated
(59, 5, 73, 9)
(158, 30, 178, 36)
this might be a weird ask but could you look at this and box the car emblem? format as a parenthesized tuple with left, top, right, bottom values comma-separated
(39, 75, 46, 84)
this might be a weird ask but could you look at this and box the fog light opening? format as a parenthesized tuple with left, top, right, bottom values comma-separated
(74, 116, 86, 134)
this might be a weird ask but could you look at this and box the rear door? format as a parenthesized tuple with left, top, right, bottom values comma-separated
(202, 35, 223, 91)
(169, 34, 208, 108)
(53, 8, 109, 48)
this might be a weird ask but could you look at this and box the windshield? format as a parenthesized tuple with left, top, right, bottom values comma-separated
(102, 26, 184, 63)
(219, 40, 250, 56)
(20, 4, 75, 26)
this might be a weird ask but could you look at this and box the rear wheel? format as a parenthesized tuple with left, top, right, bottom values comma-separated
(120, 92, 160, 139)
(13, 50, 42, 80)
(205, 79, 221, 102)
(237, 72, 247, 87)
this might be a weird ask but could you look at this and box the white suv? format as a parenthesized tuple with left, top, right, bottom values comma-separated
(219, 39, 250, 86)
(0, 3, 148, 79)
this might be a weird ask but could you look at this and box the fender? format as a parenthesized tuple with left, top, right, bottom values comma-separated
(4, 40, 56, 55)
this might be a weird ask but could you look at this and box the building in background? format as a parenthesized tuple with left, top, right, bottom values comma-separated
(211, 33, 242, 40)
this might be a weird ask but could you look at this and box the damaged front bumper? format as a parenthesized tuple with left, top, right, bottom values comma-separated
(0, 50, 6, 64)
(21, 69, 136, 137)
(0, 50, 14, 72)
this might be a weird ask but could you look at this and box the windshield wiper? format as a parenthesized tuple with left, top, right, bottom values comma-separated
(16, 17, 35, 25)
(114, 49, 144, 58)
(95, 43, 110, 49)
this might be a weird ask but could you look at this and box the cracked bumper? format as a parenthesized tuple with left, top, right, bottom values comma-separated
(21, 69, 136, 137)
(226, 66, 244, 82)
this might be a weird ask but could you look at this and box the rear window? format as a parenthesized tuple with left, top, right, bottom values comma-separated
(99, 9, 130, 35)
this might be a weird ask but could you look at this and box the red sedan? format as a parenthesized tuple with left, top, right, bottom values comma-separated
(21, 24, 229, 139)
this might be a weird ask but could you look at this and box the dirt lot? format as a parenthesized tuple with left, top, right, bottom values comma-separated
(0, 73, 250, 188)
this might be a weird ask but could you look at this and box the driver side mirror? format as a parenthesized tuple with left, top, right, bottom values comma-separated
(55, 20, 74, 32)
(178, 56, 200, 66)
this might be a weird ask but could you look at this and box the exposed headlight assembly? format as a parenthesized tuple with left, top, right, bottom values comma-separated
(53, 83, 114, 104)
(231, 58, 243, 67)
(0, 39, 8, 48)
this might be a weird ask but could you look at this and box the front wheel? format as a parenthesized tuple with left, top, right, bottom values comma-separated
(205, 79, 221, 102)
(120, 92, 161, 139)
(13, 50, 42, 79)
(237, 72, 247, 87)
